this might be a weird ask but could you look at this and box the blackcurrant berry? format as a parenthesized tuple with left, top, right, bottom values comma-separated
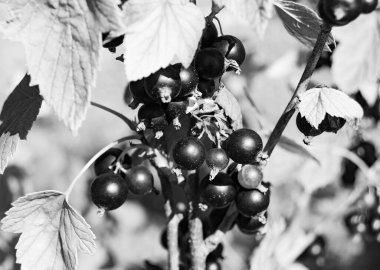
(94, 148, 122, 175)
(296, 113, 324, 137)
(91, 172, 128, 211)
(351, 140, 377, 166)
(341, 158, 358, 186)
(198, 78, 217, 98)
(237, 164, 263, 189)
(206, 148, 229, 174)
(126, 166, 154, 195)
(236, 213, 266, 234)
(224, 129, 263, 164)
(145, 65, 182, 103)
(173, 137, 206, 170)
(201, 21, 218, 48)
(200, 173, 237, 209)
(129, 79, 155, 105)
(361, 0, 378, 13)
(320, 114, 346, 133)
(195, 48, 225, 80)
(318, 0, 362, 26)
(165, 101, 188, 129)
(212, 35, 246, 67)
(179, 66, 199, 97)
(236, 188, 270, 217)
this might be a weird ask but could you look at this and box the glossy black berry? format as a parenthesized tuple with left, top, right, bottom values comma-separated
(341, 158, 358, 186)
(198, 78, 216, 98)
(138, 103, 165, 121)
(129, 79, 155, 105)
(318, 0, 362, 26)
(361, 0, 378, 13)
(201, 21, 218, 48)
(320, 114, 346, 133)
(237, 164, 263, 189)
(145, 65, 182, 103)
(91, 172, 128, 211)
(351, 140, 378, 166)
(165, 101, 187, 126)
(179, 66, 199, 97)
(236, 188, 270, 217)
(94, 148, 122, 175)
(296, 113, 324, 137)
(206, 148, 229, 171)
(173, 137, 206, 170)
(212, 35, 246, 66)
(236, 213, 266, 234)
(200, 173, 237, 209)
(224, 129, 263, 164)
(195, 48, 225, 80)
(126, 166, 154, 195)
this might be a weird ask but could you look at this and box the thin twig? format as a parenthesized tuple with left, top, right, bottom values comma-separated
(91, 101, 136, 130)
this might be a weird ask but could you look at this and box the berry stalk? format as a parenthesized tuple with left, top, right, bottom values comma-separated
(263, 23, 332, 157)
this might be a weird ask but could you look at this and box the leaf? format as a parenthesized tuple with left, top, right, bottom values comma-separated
(332, 13, 380, 105)
(216, 0, 274, 38)
(0, 74, 43, 173)
(122, 0, 204, 81)
(298, 87, 364, 128)
(0, 0, 124, 132)
(215, 86, 243, 130)
(278, 135, 320, 165)
(274, 0, 335, 50)
(1, 191, 96, 270)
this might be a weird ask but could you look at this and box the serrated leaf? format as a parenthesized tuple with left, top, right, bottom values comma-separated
(216, 0, 274, 38)
(274, 0, 334, 50)
(0, 74, 42, 173)
(298, 87, 363, 128)
(1, 191, 96, 270)
(0, 0, 124, 132)
(122, 0, 204, 81)
(332, 13, 380, 105)
(278, 135, 320, 165)
(215, 86, 243, 130)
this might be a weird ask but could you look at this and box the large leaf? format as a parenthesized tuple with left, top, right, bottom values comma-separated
(0, 0, 124, 132)
(1, 191, 96, 270)
(215, 86, 243, 130)
(0, 74, 43, 173)
(122, 0, 204, 81)
(274, 0, 334, 50)
(298, 87, 363, 128)
(332, 13, 380, 105)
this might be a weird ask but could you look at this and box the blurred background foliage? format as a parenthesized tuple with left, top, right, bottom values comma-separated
(1, 0, 380, 269)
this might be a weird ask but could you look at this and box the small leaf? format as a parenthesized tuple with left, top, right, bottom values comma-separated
(274, 0, 334, 50)
(0, 74, 43, 173)
(0, 0, 124, 132)
(122, 0, 205, 81)
(216, 0, 274, 38)
(1, 191, 96, 270)
(278, 135, 320, 165)
(332, 13, 380, 104)
(298, 87, 364, 128)
(215, 86, 243, 130)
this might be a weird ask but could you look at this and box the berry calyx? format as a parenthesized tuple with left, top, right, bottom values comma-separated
(212, 35, 246, 68)
(94, 148, 122, 175)
(200, 173, 237, 209)
(195, 48, 225, 80)
(173, 137, 206, 170)
(318, 0, 362, 26)
(361, 0, 378, 13)
(179, 66, 199, 97)
(236, 213, 266, 234)
(237, 164, 263, 189)
(236, 188, 270, 216)
(206, 148, 229, 180)
(126, 166, 154, 195)
(90, 172, 128, 211)
(224, 128, 263, 164)
(201, 21, 218, 48)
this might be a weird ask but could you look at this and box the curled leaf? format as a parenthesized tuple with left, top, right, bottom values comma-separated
(215, 86, 243, 130)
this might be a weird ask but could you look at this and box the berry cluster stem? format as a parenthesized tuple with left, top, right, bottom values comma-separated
(263, 23, 332, 157)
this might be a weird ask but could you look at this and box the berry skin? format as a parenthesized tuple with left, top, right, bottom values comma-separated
(198, 78, 216, 98)
(361, 0, 378, 13)
(129, 79, 155, 105)
(173, 137, 206, 170)
(236, 188, 270, 217)
(138, 103, 165, 121)
(145, 65, 182, 103)
(212, 35, 246, 67)
(179, 66, 199, 97)
(318, 0, 362, 26)
(165, 101, 188, 129)
(237, 164, 263, 189)
(94, 148, 122, 175)
(201, 21, 218, 48)
(91, 172, 128, 211)
(236, 213, 266, 234)
(200, 173, 237, 209)
(206, 148, 229, 171)
(296, 113, 324, 137)
(195, 48, 225, 80)
(126, 166, 154, 195)
(320, 114, 346, 133)
(224, 129, 263, 164)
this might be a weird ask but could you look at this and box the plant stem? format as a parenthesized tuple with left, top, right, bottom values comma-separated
(90, 101, 136, 130)
(262, 23, 332, 158)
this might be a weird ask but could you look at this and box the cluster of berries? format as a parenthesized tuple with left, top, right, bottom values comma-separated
(90, 148, 154, 212)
